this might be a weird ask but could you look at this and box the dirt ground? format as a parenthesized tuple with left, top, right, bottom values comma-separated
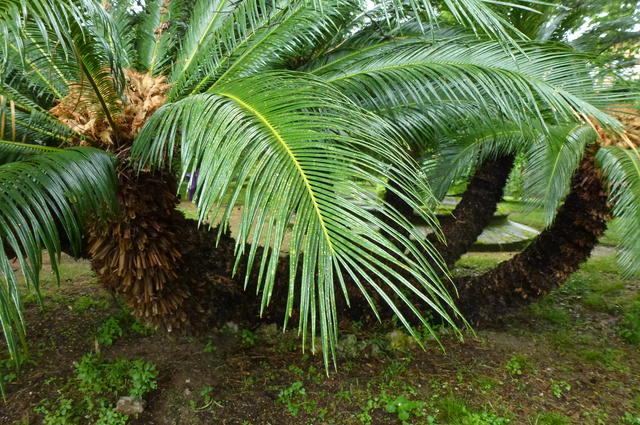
(0, 250, 639, 425)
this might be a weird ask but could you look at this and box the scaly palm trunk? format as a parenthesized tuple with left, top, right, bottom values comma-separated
(85, 168, 295, 329)
(452, 146, 610, 324)
(82, 147, 607, 331)
(384, 155, 514, 268)
(428, 155, 515, 268)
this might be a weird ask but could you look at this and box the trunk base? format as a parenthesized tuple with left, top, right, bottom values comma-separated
(452, 148, 610, 325)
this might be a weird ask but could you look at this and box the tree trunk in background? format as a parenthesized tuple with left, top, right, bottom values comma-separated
(384, 155, 514, 268)
(452, 147, 610, 325)
(427, 155, 514, 268)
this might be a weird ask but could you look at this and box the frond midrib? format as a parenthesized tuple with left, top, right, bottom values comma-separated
(177, 0, 231, 77)
(218, 90, 335, 254)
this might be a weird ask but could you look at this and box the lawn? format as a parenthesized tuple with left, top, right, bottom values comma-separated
(0, 250, 638, 425)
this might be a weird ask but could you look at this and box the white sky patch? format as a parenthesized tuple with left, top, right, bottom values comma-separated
(567, 17, 592, 41)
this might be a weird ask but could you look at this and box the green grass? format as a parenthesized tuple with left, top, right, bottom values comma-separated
(532, 412, 571, 425)
(497, 199, 548, 230)
(436, 397, 511, 425)
(496, 200, 624, 248)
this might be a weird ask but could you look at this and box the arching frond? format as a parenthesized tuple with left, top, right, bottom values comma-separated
(0, 100, 81, 145)
(134, 0, 190, 75)
(0, 139, 60, 164)
(596, 146, 640, 276)
(426, 120, 540, 199)
(367, 0, 531, 42)
(314, 40, 624, 130)
(522, 125, 597, 225)
(133, 73, 461, 369)
(0, 147, 117, 365)
(180, 0, 355, 99)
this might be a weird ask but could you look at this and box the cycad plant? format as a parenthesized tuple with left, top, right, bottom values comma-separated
(0, 0, 627, 370)
(408, 1, 640, 322)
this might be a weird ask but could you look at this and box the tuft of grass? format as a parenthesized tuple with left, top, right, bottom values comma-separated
(455, 253, 512, 273)
(528, 299, 570, 326)
(576, 348, 629, 372)
(73, 296, 109, 312)
(436, 397, 510, 425)
(619, 301, 640, 345)
(532, 412, 571, 425)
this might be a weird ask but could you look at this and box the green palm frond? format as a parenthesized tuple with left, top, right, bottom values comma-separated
(169, 0, 238, 85)
(109, 0, 141, 68)
(0, 147, 117, 364)
(0, 3, 126, 147)
(134, 0, 190, 75)
(3, 41, 68, 102)
(133, 72, 461, 369)
(368, 0, 530, 42)
(0, 100, 80, 144)
(179, 0, 355, 98)
(314, 39, 624, 129)
(596, 146, 640, 276)
(426, 120, 540, 199)
(0, 139, 59, 164)
(522, 125, 597, 225)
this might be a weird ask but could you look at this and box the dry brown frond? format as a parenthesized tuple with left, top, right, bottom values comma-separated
(597, 106, 640, 150)
(49, 69, 171, 148)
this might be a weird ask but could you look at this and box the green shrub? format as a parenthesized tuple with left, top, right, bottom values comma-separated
(619, 302, 640, 345)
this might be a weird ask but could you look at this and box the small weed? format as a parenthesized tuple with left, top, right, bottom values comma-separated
(472, 375, 498, 395)
(35, 396, 75, 425)
(129, 319, 153, 336)
(190, 385, 218, 411)
(202, 340, 217, 353)
(75, 353, 158, 399)
(276, 381, 306, 416)
(550, 381, 571, 399)
(37, 353, 158, 424)
(96, 316, 124, 346)
(95, 314, 153, 347)
(384, 394, 426, 424)
(95, 406, 128, 425)
(583, 410, 610, 425)
(239, 329, 257, 345)
(505, 355, 529, 376)
(288, 364, 304, 376)
(621, 412, 640, 424)
(73, 296, 109, 312)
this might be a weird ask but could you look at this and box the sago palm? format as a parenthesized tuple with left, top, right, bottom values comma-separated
(413, 1, 639, 322)
(0, 0, 625, 369)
